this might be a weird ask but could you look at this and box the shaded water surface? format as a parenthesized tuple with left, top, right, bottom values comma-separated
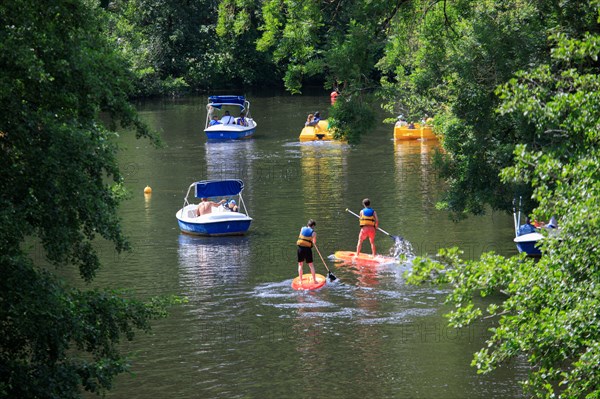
(83, 93, 524, 398)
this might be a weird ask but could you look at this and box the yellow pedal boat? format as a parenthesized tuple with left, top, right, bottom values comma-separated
(394, 123, 437, 141)
(299, 120, 335, 141)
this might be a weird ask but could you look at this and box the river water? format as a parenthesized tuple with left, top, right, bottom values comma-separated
(82, 92, 525, 398)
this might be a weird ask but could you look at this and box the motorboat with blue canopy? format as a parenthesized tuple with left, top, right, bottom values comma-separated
(176, 179, 252, 236)
(204, 95, 257, 140)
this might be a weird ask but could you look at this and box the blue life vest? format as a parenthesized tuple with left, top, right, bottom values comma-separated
(297, 227, 314, 247)
(517, 223, 536, 236)
(360, 208, 376, 227)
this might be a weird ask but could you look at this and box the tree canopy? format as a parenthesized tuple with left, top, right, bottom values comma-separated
(406, 3, 600, 397)
(0, 0, 171, 397)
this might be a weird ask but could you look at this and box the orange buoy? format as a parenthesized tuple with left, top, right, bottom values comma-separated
(144, 186, 152, 194)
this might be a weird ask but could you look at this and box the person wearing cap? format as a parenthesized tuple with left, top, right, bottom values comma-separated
(395, 115, 407, 127)
(227, 199, 238, 212)
(197, 197, 226, 216)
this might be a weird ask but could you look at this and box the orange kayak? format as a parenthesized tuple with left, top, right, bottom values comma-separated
(334, 251, 397, 265)
(291, 274, 327, 290)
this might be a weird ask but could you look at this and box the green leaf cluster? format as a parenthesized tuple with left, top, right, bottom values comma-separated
(406, 3, 600, 396)
(1, 0, 174, 396)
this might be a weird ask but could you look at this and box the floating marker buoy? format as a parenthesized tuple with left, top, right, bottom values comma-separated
(144, 186, 152, 194)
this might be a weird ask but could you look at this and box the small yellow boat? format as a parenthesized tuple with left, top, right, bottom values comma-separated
(394, 123, 436, 141)
(299, 120, 335, 141)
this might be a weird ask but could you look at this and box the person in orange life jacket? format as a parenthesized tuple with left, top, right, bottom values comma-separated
(356, 198, 379, 256)
(296, 219, 317, 284)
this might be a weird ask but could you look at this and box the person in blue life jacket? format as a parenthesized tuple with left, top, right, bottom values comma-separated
(237, 112, 248, 127)
(356, 198, 379, 257)
(306, 111, 321, 127)
(296, 219, 317, 285)
(517, 217, 537, 236)
(209, 115, 221, 126)
(226, 199, 238, 212)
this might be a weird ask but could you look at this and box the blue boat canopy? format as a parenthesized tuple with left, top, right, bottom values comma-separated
(208, 95, 246, 109)
(195, 179, 244, 198)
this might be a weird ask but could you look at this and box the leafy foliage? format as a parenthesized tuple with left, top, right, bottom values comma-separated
(405, 3, 600, 397)
(0, 0, 173, 396)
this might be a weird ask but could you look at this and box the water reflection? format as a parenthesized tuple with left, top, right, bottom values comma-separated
(299, 141, 348, 214)
(177, 234, 251, 292)
(204, 139, 256, 184)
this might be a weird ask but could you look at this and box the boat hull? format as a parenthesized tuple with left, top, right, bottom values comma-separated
(394, 124, 436, 141)
(299, 120, 335, 141)
(514, 232, 543, 257)
(205, 126, 256, 140)
(176, 205, 252, 236)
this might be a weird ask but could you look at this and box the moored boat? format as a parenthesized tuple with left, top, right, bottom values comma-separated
(204, 95, 257, 140)
(176, 179, 252, 236)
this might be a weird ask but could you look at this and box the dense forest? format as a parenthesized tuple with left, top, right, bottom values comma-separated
(2, 0, 600, 397)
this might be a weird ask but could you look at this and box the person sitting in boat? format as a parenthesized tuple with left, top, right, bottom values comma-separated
(226, 199, 238, 212)
(209, 115, 221, 126)
(408, 122, 416, 129)
(395, 115, 408, 127)
(305, 113, 315, 126)
(197, 197, 226, 216)
(517, 217, 537, 236)
(220, 110, 235, 125)
(236, 112, 248, 127)
(313, 111, 321, 125)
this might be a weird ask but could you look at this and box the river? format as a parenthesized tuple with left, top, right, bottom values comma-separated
(82, 92, 525, 398)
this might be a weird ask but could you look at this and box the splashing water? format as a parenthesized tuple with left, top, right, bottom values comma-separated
(389, 236, 415, 258)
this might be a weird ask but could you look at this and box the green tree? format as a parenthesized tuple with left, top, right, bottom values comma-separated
(378, 0, 598, 217)
(219, 0, 408, 142)
(0, 0, 171, 397)
(406, 3, 600, 396)
(107, 0, 278, 96)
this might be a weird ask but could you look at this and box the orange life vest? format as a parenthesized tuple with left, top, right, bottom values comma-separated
(359, 208, 376, 227)
(296, 226, 314, 247)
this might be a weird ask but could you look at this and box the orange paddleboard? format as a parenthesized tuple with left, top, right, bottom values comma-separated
(291, 274, 327, 290)
(334, 251, 397, 265)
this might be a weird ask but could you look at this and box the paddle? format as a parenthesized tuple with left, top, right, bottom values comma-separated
(313, 243, 337, 282)
(345, 208, 404, 242)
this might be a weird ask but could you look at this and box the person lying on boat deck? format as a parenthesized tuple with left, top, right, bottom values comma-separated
(197, 197, 226, 216)
(305, 113, 315, 126)
(209, 115, 221, 126)
(297, 219, 317, 285)
(517, 217, 537, 236)
(226, 199, 238, 212)
(356, 198, 379, 257)
(237, 112, 248, 127)
(533, 215, 559, 229)
(220, 110, 235, 125)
